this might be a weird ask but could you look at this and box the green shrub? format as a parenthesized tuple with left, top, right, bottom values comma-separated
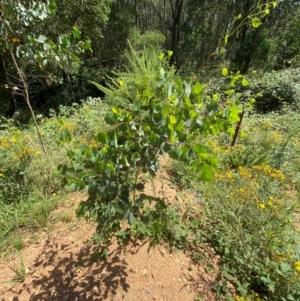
(249, 69, 300, 113)
(205, 68, 300, 114)
(168, 109, 300, 300)
(200, 164, 300, 300)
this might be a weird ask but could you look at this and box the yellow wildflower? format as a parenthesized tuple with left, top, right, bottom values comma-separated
(259, 204, 265, 209)
(252, 164, 284, 180)
(238, 166, 252, 179)
(294, 261, 300, 272)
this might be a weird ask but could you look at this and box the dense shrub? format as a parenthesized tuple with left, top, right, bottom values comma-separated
(249, 69, 300, 113)
(205, 68, 300, 114)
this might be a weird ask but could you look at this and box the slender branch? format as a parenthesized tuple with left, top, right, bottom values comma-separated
(10, 50, 48, 156)
(230, 110, 245, 148)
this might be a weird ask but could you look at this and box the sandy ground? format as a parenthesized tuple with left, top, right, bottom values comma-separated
(0, 169, 219, 301)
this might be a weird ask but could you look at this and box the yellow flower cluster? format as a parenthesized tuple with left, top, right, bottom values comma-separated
(294, 261, 300, 272)
(254, 196, 285, 215)
(238, 166, 252, 179)
(270, 131, 282, 142)
(0, 138, 9, 149)
(261, 120, 272, 129)
(0, 128, 41, 162)
(215, 170, 235, 182)
(18, 147, 40, 159)
(0, 128, 24, 150)
(89, 139, 98, 148)
(0, 136, 19, 148)
(252, 164, 285, 180)
(273, 248, 295, 262)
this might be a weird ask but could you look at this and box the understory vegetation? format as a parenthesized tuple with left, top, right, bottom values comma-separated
(1, 0, 300, 300)
(1, 54, 300, 300)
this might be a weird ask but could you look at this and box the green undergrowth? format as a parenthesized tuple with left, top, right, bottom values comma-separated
(169, 109, 300, 300)
(0, 98, 108, 257)
(0, 53, 300, 301)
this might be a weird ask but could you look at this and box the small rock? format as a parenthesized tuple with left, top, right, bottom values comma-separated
(93, 286, 98, 292)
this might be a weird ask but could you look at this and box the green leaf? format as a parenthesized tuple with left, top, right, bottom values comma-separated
(228, 106, 241, 123)
(193, 82, 204, 95)
(222, 67, 228, 77)
(287, 295, 296, 301)
(160, 142, 171, 152)
(227, 127, 235, 135)
(242, 78, 249, 87)
(58, 164, 68, 175)
(162, 105, 169, 118)
(97, 132, 107, 144)
(194, 144, 207, 154)
(49, 0, 57, 11)
(167, 50, 173, 57)
(153, 222, 163, 234)
(225, 89, 235, 96)
(84, 39, 92, 50)
(207, 101, 218, 115)
(252, 18, 262, 28)
(169, 147, 182, 160)
(201, 163, 213, 181)
(280, 262, 290, 273)
(72, 26, 81, 39)
(105, 112, 117, 125)
(224, 34, 229, 45)
(170, 115, 177, 125)
(260, 276, 269, 284)
(71, 54, 80, 62)
(36, 35, 47, 43)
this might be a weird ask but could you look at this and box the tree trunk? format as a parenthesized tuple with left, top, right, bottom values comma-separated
(169, 0, 183, 68)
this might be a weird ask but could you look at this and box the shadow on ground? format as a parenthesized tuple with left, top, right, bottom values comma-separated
(3, 239, 133, 301)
